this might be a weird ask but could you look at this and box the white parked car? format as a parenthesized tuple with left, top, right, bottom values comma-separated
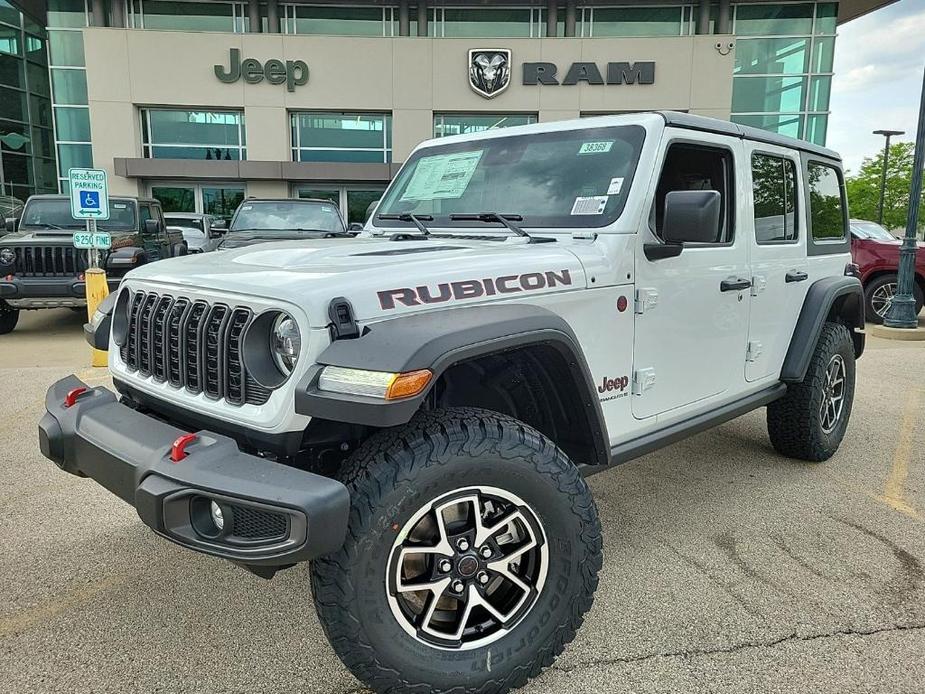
(164, 212, 225, 253)
(43, 112, 864, 694)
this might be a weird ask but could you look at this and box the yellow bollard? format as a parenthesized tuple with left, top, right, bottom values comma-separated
(85, 267, 109, 367)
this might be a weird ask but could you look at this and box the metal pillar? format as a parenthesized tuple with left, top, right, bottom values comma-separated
(90, 0, 106, 26)
(417, 1, 428, 36)
(399, 0, 410, 36)
(564, 0, 576, 37)
(717, 0, 731, 34)
(883, 67, 925, 328)
(266, 0, 279, 33)
(247, 0, 260, 32)
(696, 0, 710, 35)
(546, 0, 557, 37)
(110, 0, 125, 28)
(873, 129, 904, 225)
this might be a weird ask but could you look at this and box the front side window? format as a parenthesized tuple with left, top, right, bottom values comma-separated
(807, 162, 846, 240)
(141, 109, 246, 160)
(21, 197, 135, 230)
(752, 153, 797, 243)
(376, 125, 645, 229)
(290, 112, 391, 163)
(434, 113, 537, 138)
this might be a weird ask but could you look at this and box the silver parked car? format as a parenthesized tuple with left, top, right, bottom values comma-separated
(164, 212, 226, 253)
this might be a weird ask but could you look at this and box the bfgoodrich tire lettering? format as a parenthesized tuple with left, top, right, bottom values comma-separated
(310, 407, 602, 694)
(767, 321, 856, 462)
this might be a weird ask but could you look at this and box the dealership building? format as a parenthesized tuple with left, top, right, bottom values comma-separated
(1, 0, 892, 223)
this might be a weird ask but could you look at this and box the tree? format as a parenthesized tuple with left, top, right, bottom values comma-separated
(845, 142, 925, 234)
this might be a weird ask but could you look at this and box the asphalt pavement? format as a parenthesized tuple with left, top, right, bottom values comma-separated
(1, 309, 924, 693)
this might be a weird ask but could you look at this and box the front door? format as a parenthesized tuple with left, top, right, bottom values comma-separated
(744, 144, 809, 381)
(139, 203, 169, 259)
(632, 134, 751, 420)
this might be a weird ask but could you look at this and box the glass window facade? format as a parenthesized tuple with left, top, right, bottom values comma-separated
(48, 0, 91, 192)
(285, 5, 394, 36)
(291, 112, 391, 163)
(129, 0, 247, 33)
(731, 2, 836, 145)
(430, 7, 538, 37)
(0, 0, 55, 199)
(434, 113, 537, 138)
(141, 109, 246, 160)
(584, 6, 688, 37)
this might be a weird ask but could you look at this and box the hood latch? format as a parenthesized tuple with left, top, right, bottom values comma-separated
(328, 297, 360, 340)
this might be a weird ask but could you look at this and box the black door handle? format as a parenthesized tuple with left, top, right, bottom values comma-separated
(720, 278, 752, 292)
(785, 270, 809, 283)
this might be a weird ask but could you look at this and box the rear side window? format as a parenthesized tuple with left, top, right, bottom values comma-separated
(752, 153, 797, 243)
(807, 162, 846, 241)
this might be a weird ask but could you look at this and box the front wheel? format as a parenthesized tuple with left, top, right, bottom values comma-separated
(311, 408, 602, 694)
(0, 301, 19, 334)
(767, 322, 856, 462)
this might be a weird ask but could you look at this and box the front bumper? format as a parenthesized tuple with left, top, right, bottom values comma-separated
(1, 275, 121, 308)
(38, 375, 349, 566)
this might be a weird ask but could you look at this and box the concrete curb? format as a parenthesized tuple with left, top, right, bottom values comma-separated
(869, 324, 925, 341)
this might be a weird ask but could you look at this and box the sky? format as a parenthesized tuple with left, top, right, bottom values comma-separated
(828, 0, 925, 174)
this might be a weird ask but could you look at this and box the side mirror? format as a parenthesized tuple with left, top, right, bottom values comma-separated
(364, 199, 380, 223)
(5, 217, 17, 234)
(212, 218, 227, 230)
(347, 222, 364, 232)
(143, 218, 161, 236)
(662, 190, 722, 244)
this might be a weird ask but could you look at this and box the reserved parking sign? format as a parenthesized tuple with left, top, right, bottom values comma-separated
(68, 168, 110, 221)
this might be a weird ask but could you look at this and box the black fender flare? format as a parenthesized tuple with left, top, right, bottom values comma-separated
(106, 246, 147, 275)
(780, 275, 864, 383)
(294, 304, 610, 464)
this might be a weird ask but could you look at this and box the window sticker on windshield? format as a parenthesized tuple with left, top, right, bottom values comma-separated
(571, 196, 609, 215)
(578, 141, 614, 155)
(242, 205, 253, 211)
(607, 177, 624, 195)
(112, 203, 127, 209)
(400, 150, 484, 201)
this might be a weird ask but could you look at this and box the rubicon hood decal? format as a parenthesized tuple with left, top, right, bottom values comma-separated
(378, 269, 573, 310)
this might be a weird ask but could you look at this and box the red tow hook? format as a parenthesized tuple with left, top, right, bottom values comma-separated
(64, 387, 89, 408)
(170, 433, 198, 463)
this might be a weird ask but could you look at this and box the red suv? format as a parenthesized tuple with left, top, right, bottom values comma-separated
(850, 219, 925, 323)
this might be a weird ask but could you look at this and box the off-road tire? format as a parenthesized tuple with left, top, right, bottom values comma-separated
(767, 321, 855, 462)
(0, 301, 19, 334)
(311, 407, 602, 694)
(864, 273, 924, 324)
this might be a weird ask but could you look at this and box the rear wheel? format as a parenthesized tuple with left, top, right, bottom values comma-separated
(767, 322, 855, 462)
(865, 274, 924, 323)
(0, 301, 19, 334)
(311, 407, 602, 694)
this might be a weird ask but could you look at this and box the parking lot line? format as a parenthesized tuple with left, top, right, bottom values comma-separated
(0, 575, 125, 638)
(879, 388, 923, 520)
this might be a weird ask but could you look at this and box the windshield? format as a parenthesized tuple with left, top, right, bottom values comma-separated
(21, 198, 136, 231)
(230, 201, 345, 233)
(851, 221, 896, 241)
(166, 216, 204, 231)
(376, 125, 645, 229)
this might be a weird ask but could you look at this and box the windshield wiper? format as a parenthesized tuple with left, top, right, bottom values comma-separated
(377, 213, 432, 237)
(449, 213, 548, 244)
(31, 223, 67, 230)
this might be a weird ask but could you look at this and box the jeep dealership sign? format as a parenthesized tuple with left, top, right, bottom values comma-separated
(214, 48, 309, 91)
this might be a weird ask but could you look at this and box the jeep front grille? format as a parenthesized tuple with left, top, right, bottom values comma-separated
(120, 290, 270, 406)
(12, 245, 87, 277)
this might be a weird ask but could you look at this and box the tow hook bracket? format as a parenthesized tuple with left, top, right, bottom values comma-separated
(170, 433, 198, 462)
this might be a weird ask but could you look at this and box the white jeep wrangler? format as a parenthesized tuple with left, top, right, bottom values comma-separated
(40, 112, 864, 693)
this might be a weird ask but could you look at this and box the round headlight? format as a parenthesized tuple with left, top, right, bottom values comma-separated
(271, 313, 301, 375)
(0, 248, 13, 265)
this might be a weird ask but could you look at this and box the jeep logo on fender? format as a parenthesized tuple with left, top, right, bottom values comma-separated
(214, 48, 309, 92)
(378, 269, 572, 310)
(598, 376, 629, 394)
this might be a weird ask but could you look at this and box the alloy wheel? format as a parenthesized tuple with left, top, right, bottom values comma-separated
(870, 282, 897, 318)
(386, 486, 548, 650)
(819, 353, 847, 434)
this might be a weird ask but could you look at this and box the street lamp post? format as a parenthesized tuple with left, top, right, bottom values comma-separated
(883, 66, 925, 329)
(873, 129, 905, 225)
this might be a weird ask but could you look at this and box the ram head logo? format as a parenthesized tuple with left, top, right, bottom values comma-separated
(468, 49, 511, 99)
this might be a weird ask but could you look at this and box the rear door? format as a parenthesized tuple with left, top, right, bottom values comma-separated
(632, 132, 751, 419)
(744, 144, 809, 381)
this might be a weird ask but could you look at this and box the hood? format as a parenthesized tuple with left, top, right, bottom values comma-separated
(219, 230, 348, 249)
(1, 228, 78, 243)
(127, 236, 587, 325)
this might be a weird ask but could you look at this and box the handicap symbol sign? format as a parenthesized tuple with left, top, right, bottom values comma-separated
(81, 190, 100, 209)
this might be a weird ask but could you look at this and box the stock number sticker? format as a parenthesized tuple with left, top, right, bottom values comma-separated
(578, 141, 614, 155)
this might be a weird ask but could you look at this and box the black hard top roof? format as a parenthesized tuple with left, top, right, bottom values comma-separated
(656, 111, 841, 162)
(27, 194, 159, 203)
